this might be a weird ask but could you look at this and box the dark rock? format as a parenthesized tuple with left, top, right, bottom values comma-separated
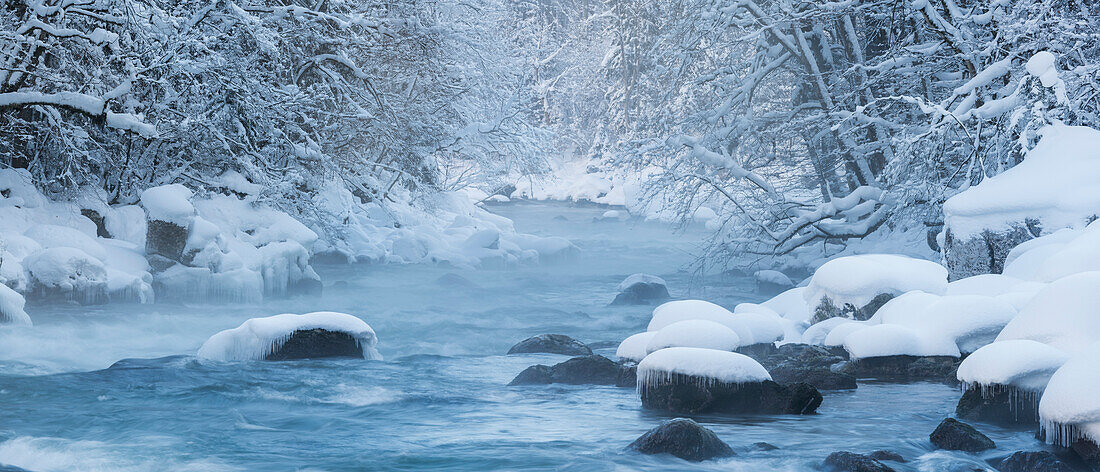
(508, 334, 592, 356)
(639, 372, 821, 415)
(753, 442, 780, 451)
(265, 329, 364, 361)
(841, 355, 959, 382)
(509, 355, 634, 387)
(587, 340, 619, 350)
(147, 254, 177, 273)
(997, 451, 1076, 472)
(956, 385, 1039, 425)
(80, 208, 110, 238)
(812, 293, 895, 323)
(943, 224, 1035, 281)
(1070, 438, 1100, 467)
(146, 219, 190, 262)
(434, 273, 479, 289)
(929, 418, 995, 452)
(611, 281, 670, 305)
(770, 363, 857, 390)
(867, 450, 905, 463)
(824, 451, 896, 472)
(737, 342, 778, 359)
(626, 418, 735, 462)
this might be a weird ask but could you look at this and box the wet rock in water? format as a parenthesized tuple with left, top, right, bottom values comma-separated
(1070, 439, 1100, 467)
(997, 451, 1076, 472)
(824, 451, 896, 472)
(753, 442, 780, 451)
(507, 334, 592, 356)
(929, 418, 995, 452)
(640, 375, 821, 415)
(611, 274, 670, 305)
(770, 363, 857, 390)
(839, 355, 960, 383)
(434, 273, 479, 289)
(867, 450, 905, 463)
(587, 340, 620, 350)
(955, 385, 1039, 425)
(509, 355, 634, 387)
(626, 418, 735, 462)
(265, 329, 365, 361)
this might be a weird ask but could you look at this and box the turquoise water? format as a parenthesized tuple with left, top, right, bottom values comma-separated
(0, 202, 1047, 471)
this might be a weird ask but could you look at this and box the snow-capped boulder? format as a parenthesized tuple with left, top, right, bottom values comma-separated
(942, 125, 1100, 280)
(22, 247, 109, 304)
(645, 320, 741, 355)
(508, 334, 592, 356)
(754, 269, 794, 294)
(197, 312, 381, 361)
(804, 254, 948, 323)
(997, 451, 1077, 472)
(627, 418, 734, 462)
(141, 184, 196, 264)
(877, 294, 1017, 354)
(802, 318, 854, 346)
(761, 287, 813, 325)
(647, 300, 735, 332)
(955, 340, 1068, 425)
(996, 271, 1100, 354)
(0, 284, 30, 325)
(637, 347, 821, 414)
(611, 273, 669, 305)
(1039, 342, 1100, 465)
(840, 324, 960, 382)
(616, 331, 657, 363)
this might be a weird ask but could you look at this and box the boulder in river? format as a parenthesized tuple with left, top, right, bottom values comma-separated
(507, 334, 592, 356)
(197, 312, 381, 361)
(823, 451, 896, 472)
(929, 418, 995, 452)
(837, 355, 960, 383)
(955, 385, 1039, 425)
(265, 329, 364, 360)
(611, 273, 670, 305)
(626, 418, 735, 462)
(866, 450, 905, 463)
(997, 451, 1076, 472)
(760, 344, 856, 390)
(509, 355, 635, 387)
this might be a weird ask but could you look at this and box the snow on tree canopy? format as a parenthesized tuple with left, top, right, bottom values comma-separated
(803, 254, 948, 309)
(617, 273, 666, 292)
(943, 125, 1100, 240)
(996, 271, 1100, 355)
(197, 312, 381, 361)
(1039, 342, 1100, 447)
(843, 324, 960, 360)
(957, 340, 1069, 393)
(140, 184, 195, 225)
(616, 331, 657, 363)
(647, 300, 735, 332)
(637, 347, 771, 387)
(645, 320, 741, 355)
(0, 284, 30, 326)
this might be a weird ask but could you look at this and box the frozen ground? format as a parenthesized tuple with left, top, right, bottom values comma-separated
(0, 202, 1046, 471)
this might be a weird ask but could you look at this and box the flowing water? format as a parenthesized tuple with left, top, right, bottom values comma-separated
(0, 202, 1048, 471)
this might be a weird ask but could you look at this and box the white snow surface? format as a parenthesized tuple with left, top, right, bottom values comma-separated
(802, 318, 854, 345)
(637, 347, 771, 385)
(761, 287, 813, 324)
(843, 324, 960, 360)
(140, 184, 195, 225)
(1039, 341, 1100, 446)
(0, 284, 30, 326)
(803, 254, 948, 309)
(754, 270, 794, 287)
(616, 331, 657, 363)
(1002, 220, 1100, 282)
(877, 294, 1017, 353)
(957, 340, 1068, 392)
(617, 273, 666, 292)
(943, 125, 1100, 239)
(645, 320, 740, 355)
(996, 271, 1100, 354)
(647, 300, 735, 332)
(197, 312, 381, 361)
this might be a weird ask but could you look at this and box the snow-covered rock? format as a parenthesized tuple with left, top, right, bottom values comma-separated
(761, 287, 813, 325)
(842, 324, 960, 360)
(1001, 220, 1100, 283)
(996, 271, 1100, 354)
(943, 125, 1100, 280)
(804, 254, 948, 322)
(645, 320, 741, 354)
(22, 247, 109, 305)
(754, 269, 794, 294)
(0, 284, 30, 325)
(955, 340, 1068, 425)
(616, 331, 657, 363)
(875, 294, 1017, 354)
(647, 300, 735, 332)
(1039, 342, 1100, 456)
(611, 273, 669, 305)
(197, 312, 381, 361)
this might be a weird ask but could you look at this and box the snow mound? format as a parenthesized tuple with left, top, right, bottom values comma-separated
(804, 254, 948, 312)
(957, 340, 1068, 393)
(646, 320, 741, 354)
(802, 318, 854, 345)
(946, 274, 1030, 297)
(843, 324, 960, 360)
(637, 347, 771, 387)
(877, 294, 1018, 353)
(140, 184, 195, 225)
(728, 310, 786, 346)
(943, 125, 1100, 240)
(996, 271, 1100, 354)
(22, 247, 108, 304)
(824, 322, 871, 348)
(761, 287, 813, 324)
(616, 331, 657, 363)
(647, 300, 734, 332)
(1039, 342, 1100, 447)
(754, 270, 793, 288)
(1002, 220, 1100, 282)
(617, 273, 666, 292)
(197, 312, 381, 361)
(0, 284, 30, 325)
